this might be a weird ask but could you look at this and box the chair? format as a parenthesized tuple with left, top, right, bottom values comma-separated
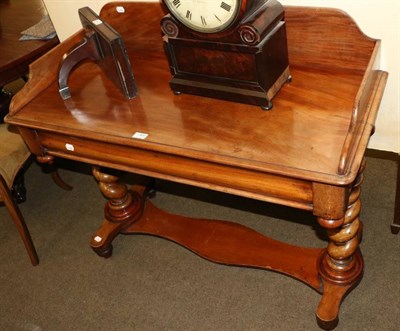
(0, 123, 38, 265)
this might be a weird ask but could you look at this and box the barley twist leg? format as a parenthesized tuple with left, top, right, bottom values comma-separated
(316, 159, 366, 330)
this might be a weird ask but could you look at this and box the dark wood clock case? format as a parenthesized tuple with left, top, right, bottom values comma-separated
(161, 0, 291, 110)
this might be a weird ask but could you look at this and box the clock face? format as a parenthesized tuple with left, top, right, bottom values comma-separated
(164, 0, 241, 33)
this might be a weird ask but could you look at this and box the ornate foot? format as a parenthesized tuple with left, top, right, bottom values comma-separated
(316, 159, 366, 329)
(391, 223, 400, 234)
(90, 167, 144, 257)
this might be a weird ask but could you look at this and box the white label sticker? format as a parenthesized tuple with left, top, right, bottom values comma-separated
(94, 236, 102, 242)
(132, 132, 149, 140)
(116, 6, 125, 13)
(92, 19, 102, 25)
(65, 143, 75, 151)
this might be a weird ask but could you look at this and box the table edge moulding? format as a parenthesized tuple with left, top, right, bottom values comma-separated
(5, 2, 388, 330)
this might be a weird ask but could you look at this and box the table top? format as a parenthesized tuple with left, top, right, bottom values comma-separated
(0, 0, 59, 86)
(6, 2, 387, 188)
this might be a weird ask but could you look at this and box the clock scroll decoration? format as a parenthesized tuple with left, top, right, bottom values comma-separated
(161, 0, 291, 110)
(161, 17, 179, 38)
(238, 25, 260, 46)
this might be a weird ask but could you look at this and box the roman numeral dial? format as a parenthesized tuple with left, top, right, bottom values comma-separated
(164, 0, 240, 33)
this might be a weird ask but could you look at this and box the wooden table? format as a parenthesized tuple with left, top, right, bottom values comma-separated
(0, 0, 59, 87)
(0, 0, 59, 120)
(5, 2, 388, 329)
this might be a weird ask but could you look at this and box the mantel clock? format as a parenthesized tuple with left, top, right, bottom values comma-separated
(160, 0, 291, 110)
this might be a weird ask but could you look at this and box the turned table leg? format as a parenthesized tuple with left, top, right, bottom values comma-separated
(90, 167, 145, 257)
(315, 160, 365, 330)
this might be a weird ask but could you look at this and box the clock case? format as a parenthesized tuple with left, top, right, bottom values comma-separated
(161, 0, 291, 110)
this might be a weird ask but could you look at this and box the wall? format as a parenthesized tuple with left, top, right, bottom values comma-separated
(43, 0, 399, 153)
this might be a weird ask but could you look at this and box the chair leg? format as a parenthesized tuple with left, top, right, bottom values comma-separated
(51, 169, 73, 191)
(0, 88, 13, 123)
(0, 177, 39, 266)
(37, 156, 73, 191)
(391, 154, 400, 234)
(11, 171, 27, 204)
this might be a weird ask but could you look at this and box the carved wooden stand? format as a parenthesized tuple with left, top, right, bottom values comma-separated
(89, 163, 365, 330)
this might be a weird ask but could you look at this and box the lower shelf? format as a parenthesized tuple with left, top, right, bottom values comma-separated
(125, 200, 323, 292)
(88, 183, 363, 330)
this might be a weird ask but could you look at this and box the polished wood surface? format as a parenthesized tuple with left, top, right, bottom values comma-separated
(0, 0, 59, 86)
(5, 2, 388, 329)
(8, 5, 386, 187)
